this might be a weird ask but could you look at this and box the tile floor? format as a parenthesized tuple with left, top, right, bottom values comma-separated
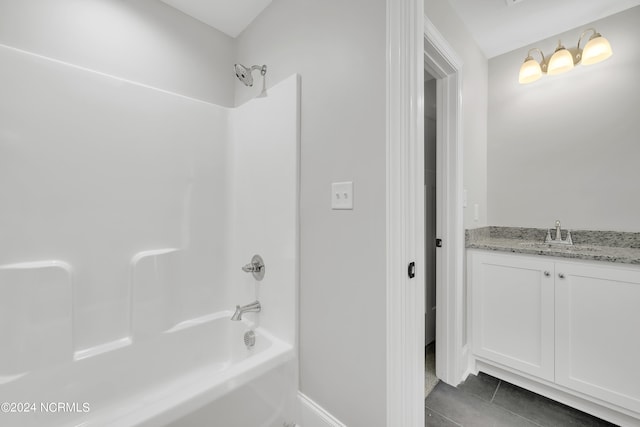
(425, 372, 618, 426)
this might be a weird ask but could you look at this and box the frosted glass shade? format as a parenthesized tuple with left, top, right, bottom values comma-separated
(547, 48, 574, 75)
(581, 35, 613, 65)
(519, 59, 542, 84)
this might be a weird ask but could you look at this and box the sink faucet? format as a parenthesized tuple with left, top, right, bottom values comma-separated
(231, 301, 261, 321)
(545, 220, 573, 245)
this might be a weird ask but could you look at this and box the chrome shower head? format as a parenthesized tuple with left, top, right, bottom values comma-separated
(234, 64, 267, 87)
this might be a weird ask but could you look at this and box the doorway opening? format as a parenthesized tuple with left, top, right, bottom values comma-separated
(424, 70, 438, 397)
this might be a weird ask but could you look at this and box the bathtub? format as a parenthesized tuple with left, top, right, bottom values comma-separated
(0, 312, 296, 427)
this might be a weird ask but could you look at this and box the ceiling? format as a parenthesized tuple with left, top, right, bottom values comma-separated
(448, 0, 640, 58)
(160, 0, 272, 38)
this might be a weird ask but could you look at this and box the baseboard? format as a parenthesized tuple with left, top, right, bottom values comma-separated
(460, 344, 474, 383)
(298, 392, 347, 427)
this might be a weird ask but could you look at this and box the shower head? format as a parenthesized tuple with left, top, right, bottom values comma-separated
(234, 63, 267, 87)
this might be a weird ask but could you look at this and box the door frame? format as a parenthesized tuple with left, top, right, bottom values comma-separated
(386, 3, 466, 425)
(423, 17, 466, 386)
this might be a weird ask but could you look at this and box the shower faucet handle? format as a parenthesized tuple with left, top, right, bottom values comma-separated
(241, 254, 265, 281)
(242, 261, 262, 273)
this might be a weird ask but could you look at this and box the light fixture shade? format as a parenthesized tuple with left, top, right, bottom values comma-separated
(581, 35, 613, 65)
(519, 58, 542, 84)
(547, 48, 574, 75)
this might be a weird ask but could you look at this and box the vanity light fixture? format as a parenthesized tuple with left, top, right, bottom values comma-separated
(518, 28, 613, 84)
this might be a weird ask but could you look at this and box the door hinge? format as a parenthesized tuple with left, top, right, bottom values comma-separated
(436, 238, 443, 248)
(408, 262, 415, 279)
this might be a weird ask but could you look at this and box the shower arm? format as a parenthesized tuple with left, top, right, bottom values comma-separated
(251, 65, 267, 76)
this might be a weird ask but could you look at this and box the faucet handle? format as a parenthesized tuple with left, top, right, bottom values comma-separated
(242, 262, 262, 273)
(241, 254, 265, 281)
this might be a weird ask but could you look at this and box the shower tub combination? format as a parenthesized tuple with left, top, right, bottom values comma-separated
(0, 43, 299, 427)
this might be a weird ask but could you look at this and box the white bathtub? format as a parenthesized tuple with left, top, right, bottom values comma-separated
(0, 312, 296, 427)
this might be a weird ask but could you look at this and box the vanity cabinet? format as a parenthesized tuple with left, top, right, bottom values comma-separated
(469, 250, 640, 416)
(555, 262, 640, 413)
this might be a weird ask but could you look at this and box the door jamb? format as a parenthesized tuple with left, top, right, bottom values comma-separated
(423, 17, 467, 386)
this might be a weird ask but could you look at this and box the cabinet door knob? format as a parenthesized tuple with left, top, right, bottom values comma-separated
(544, 271, 550, 277)
(558, 273, 565, 279)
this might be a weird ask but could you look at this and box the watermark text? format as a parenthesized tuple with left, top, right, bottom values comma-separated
(1, 402, 90, 414)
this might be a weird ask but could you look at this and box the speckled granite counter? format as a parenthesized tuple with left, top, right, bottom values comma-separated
(466, 226, 640, 265)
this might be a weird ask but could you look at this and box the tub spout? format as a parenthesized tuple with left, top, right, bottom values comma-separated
(231, 301, 261, 321)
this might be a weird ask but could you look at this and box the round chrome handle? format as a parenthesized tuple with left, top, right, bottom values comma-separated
(558, 273, 565, 279)
(241, 254, 265, 281)
(544, 271, 550, 277)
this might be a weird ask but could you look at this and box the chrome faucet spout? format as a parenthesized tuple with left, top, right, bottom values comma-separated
(231, 300, 261, 321)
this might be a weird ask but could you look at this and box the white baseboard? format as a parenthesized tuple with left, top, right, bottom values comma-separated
(298, 392, 347, 427)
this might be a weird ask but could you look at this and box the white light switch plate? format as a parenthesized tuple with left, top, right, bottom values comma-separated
(331, 181, 353, 210)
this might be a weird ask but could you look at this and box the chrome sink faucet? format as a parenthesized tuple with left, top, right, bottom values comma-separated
(544, 220, 573, 245)
(231, 301, 261, 321)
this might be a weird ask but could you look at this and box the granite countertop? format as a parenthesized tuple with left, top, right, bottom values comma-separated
(466, 226, 640, 265)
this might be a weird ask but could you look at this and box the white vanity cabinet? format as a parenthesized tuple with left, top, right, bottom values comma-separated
(470, 251, 555, 381)
(555, 262, 640, 414)
(469, 249, 640, 420)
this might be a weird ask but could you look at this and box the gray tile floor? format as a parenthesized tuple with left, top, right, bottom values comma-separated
(425, 372, 619, 426)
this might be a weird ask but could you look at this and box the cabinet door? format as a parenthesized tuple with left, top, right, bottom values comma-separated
(470, 251, 555, 381)
(555, 262, 640, 413)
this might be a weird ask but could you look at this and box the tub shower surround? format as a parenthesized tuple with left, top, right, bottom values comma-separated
(466, 226, 640, 265)
(0, 43, 299, 427)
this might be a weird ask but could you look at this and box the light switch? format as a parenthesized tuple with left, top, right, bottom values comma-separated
(331, 181, 353, 210)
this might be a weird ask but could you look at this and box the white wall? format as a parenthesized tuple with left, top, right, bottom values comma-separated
(234, 1, 388, 426)
(425, 0, 489, 229)
(0, 0, 236, 106)
(488, 6, 640, 231)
